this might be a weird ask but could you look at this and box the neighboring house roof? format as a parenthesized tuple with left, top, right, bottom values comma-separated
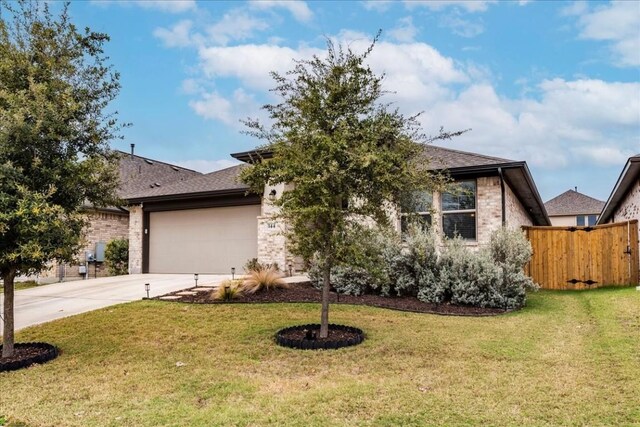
(597, 155, 640, 224)
(231, 144, 550, 226)
(126, 164, 248, 202)
(544, 189, 605, 216)
(116, 150, 201, 199)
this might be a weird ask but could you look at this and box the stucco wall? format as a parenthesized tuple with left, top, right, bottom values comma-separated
(128, 205, 144, 274)
(549, 215, 577, 226)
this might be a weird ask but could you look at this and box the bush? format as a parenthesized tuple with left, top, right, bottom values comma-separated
(243, 258, 280, 273)
(104, 238, 128, 276)
(211, 279, 244, 301)
(242, 267, 288, 294)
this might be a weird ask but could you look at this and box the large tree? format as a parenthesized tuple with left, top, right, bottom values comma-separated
(0, 1, 124, 357)
(241, 33, 462, 338)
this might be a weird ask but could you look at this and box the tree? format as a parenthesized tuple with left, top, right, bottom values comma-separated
(240, 32, 463, 338)
(0, 1, 124, 357)
(105, 238, 129, 276)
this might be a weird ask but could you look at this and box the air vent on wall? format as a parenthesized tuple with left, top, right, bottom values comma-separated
(144, 159, 154, 165)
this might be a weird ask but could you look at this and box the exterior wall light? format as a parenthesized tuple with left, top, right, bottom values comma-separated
(194, 273, 199, 287)
(268, 189, 277, 201)
(145, 283, 150, 299)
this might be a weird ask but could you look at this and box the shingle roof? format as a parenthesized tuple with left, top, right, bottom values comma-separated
(125, 164, 248, 200)
(117, 150, 202, 199)
(422, 145, 515, 170)
(544, 189, 605, 216)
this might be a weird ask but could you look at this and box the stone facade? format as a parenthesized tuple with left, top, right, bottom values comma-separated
(611, 179, 640, 265)
(128, 204, 144, 274)
(41, 210, 129, 281)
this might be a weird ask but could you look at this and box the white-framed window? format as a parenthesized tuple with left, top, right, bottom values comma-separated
(401, 190, 433, 233)
(441, 179, 476, 240)
(577, 214, 597, 226)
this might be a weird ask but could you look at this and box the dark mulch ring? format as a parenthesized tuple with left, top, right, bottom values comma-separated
(0, 342, 59, 373)
(276, 324, 365, 350)
(157, 282, 514, 317)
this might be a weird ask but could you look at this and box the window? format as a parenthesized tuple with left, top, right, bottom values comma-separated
(577, 214, 598, 226)
(401, 191, 432, 233)
(441, 180, 476, 240)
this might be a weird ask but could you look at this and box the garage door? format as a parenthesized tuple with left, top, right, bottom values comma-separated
(148, 205, 260, 273)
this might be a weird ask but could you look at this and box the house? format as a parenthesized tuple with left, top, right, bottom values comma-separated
(41, 146, 200, 281)
(544, 189, 605, 227)
(597, 155, 640, 249)
(125, 145, 550, 274)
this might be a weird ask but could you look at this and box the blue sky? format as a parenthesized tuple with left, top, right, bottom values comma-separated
(66, 0, 639, 202)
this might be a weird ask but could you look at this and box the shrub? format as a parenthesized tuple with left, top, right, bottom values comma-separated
(243, 258, 280, 273)
(104, 238, 129, 276)
(489, 227, 533, 270)
(242, 267, 288, 294)
(211, 279, 244, 301)
(382, 224, 439, 297)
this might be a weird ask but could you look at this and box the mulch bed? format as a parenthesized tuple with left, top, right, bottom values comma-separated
(156, 282, 513, 316)
(0, 342, 59, 372)
(276, 324, 365, 350)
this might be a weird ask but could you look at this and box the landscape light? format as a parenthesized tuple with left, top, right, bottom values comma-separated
(145, 283, 150, 299)
(231, 267, 236, 280)
(288, 262, 293, 277)
(194, 273, 199, 287)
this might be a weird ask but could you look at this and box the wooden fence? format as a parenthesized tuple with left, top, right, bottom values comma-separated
(523, 220, 639, 290)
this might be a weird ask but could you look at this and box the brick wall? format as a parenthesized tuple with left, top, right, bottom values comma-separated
(505, 181, 534, 228)
(612, 179, 640, 265)
(41, 210, 129, 280)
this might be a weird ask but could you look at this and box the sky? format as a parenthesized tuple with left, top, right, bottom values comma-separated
(61, 0, 639, 202)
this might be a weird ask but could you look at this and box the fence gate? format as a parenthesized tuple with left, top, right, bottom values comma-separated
(523, 220, 639, 290)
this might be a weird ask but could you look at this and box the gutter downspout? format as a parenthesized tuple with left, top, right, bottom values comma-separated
(498, 167, 506, 226)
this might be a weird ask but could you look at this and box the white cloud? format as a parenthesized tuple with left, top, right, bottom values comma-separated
(172, 159, 241, 173)
(189, 88, 261, 128)
(206, 10, 269, 45)
(389, 16, 419, 43)
(135, 0, 195, 13)
(439, 13, 484, 37)
(250, 0, 313, 23)
(404, 0, 496, 13)
(361, 1, 393, 12)
(570, 1, 640, 67)
(180, 78, 203, 95)
(92, 0, 196, 13)
(153, 20, 194, 48)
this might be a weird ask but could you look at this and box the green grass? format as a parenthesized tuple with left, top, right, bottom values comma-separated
(1, 288, 639, 426)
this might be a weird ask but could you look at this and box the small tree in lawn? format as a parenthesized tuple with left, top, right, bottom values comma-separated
(0, 1, 124, 357)
(240, 32, 462, 338)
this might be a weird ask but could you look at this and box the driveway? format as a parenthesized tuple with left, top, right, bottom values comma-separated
(1, 274, 228, 331)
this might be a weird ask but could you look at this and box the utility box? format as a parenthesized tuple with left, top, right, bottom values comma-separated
(78, 265, 87, 275)
(86, 251, 95, 262)
(95, 242, 106, 262)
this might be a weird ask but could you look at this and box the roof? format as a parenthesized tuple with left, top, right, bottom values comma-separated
(116, 150, 201, 199)
(126, 164, 249, 202)
(544, 189, 605, 216)
(597, 155, 640, 224)
(231, 144, 550, 226)
(422, 145, 515, 170)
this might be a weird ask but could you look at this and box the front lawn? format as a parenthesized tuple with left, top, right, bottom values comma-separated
(1, 288, 639, 426)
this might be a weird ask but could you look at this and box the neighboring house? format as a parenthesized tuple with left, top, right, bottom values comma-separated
(544, 189, 605, 227)
(597, 154, 640, 228)
(41, 146, 200, 281)
(126, 145, 550, 274)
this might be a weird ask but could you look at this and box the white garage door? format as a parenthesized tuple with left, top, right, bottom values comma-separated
(148, 205, 260, 273)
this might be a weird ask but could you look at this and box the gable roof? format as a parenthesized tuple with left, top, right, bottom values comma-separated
(597, 155, 640, 224)
(116, 150, 201, 199)
(231, 144, 550, 226)
(126, 164, 248, 202)
(544, 189, 605, 216)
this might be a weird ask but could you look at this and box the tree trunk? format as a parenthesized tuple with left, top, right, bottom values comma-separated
(2, 270, 16, 358)
(319, 265, 331, 338)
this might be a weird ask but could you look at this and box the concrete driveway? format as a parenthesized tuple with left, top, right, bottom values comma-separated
(1, 274, 228, 331)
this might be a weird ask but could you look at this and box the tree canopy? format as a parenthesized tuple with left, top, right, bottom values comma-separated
(0, 0, 125, 357)
(241, 32, 462, 337)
